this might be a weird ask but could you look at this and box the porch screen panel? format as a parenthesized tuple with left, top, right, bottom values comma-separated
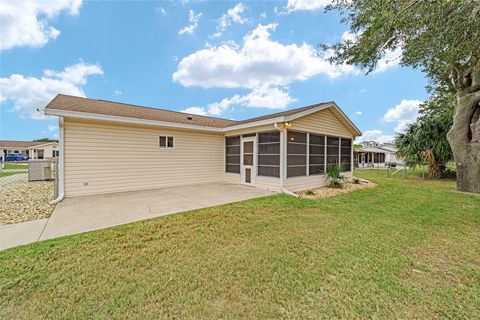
(326, 136, 340, 171)
(309, 134, 325, 175)
(258, 131, 280, 177)
(225, 136, 240, 173)
(340, 138, 352, 171)
(287, 131, 307, 177)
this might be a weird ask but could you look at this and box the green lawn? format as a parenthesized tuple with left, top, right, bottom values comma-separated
(0, 171, 24, 177)
(3, 163, 28, 170)
(1, 170, 479, 318)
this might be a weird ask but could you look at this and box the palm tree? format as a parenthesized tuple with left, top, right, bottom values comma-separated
(395, 114, 453, 178)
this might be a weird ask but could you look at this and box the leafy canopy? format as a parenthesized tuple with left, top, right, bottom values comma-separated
(325, 0, 480, 86)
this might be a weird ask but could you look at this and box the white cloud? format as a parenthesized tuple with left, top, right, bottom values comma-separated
(0, 61, 103, 119)
(286, 0, 333, 12)
(48, 125, 58, 131)
(355, 111, 362, 116)
(374, 46, 403, 73)
(180, 106, 207, 116)
(0, 0, 82, 51)
(114, 90, 122, 95)
(207, 86, 296, 115)
(260, 12, 267, 19)
(178, 10, 202, 35)
(341, 31, 402, 73)
(356, 129, 394, 144)
(213, 3, 247, 37)
(174, 23, 357, 89)
(155, 6, 166, 16)
(383, 99, 421, 133)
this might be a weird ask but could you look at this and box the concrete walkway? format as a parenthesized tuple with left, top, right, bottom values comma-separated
(1, 183, 274, 250)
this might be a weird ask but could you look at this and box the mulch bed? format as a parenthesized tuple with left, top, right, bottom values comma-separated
(0, 181, 55, 224)
(297, 179, 377, 199)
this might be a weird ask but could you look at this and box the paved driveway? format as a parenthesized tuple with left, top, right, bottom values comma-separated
(1, 183, 274, 250)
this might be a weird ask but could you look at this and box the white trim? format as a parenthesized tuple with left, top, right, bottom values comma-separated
(158, 135, 175, 150)
(49, 116, 64, 204)
(240, 136, 256, 186)
(45, 102, 362, 136)
(44, 109, 225, 133)
(223, 117, 285, 132)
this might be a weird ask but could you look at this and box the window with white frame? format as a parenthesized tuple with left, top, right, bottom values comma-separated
(225, 136, 240, 173)
(287, 131, 307, 177)
(159, 136, 174, 148)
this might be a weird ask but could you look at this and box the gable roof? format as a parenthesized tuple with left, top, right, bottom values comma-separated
(45, 94, 236, 128)
(0, 140, 51, 149)
(44, 94, 361, 136)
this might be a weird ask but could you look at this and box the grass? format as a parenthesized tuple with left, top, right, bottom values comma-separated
(1, 170, 479, 318)
(3, 163, 28, 170)
(0, 171, 24, 177)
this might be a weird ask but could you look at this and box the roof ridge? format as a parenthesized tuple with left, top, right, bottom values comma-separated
(55, 94, 237, 123)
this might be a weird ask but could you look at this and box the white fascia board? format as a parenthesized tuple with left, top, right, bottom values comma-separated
(45, 109, 224, 133)
(28, 142, 59, 149)
(222, 116, 286, 133)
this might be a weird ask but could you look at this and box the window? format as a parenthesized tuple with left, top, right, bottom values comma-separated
(326, 136, 340, 171)
(258, 131, 280, 177)
(340, 138, 352, 171)
(225, 136, 240, 173)
(52, 150, 60, 158)
(287, 131, 307, 177)
(309, 134, 325, 175)
(159, 136, 174, 148)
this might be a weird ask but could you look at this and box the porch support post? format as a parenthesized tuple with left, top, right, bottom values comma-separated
(279, 126, 286, 189)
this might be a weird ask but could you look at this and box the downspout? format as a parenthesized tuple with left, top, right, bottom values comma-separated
(49, 116, 65, 204)
(274, 123, 298, 197)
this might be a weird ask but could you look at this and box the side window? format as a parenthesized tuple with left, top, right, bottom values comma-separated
(159, 136, 174, 149)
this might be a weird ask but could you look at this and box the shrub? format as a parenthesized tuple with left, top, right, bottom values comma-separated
(326, 163, 346, 188)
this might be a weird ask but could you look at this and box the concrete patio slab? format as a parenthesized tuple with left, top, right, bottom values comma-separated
(0, 218, 48, 250)
(1, 183, 274, 250)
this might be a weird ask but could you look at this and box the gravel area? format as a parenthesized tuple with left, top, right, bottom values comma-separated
(0, 181, 55, 224)
(297, 180, 377, 199)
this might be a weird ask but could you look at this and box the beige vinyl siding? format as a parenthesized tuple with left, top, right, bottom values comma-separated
(64, 119, 224, 197)
(290, 109, 353, 138)
(255, 176, 281, 192)
(285, 172, 352, 192)
(224, 173, 240, 184)
(224, 124, 278, 137)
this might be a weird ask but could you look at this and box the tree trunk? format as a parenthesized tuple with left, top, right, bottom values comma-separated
(447, 72, 480, 192)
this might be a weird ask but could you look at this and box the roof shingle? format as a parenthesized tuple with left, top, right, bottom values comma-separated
(44, 94, 335, 129)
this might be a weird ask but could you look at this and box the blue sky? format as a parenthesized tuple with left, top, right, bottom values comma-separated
(0, 0, 428, 143)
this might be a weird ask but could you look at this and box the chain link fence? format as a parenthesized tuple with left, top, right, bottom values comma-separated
(0, 159, 57, 225)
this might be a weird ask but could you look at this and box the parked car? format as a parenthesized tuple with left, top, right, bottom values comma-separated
(4, 154, 28, 161)
(385, 162, 397, 168)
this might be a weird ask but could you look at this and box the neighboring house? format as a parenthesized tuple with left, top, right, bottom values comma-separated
(27, 142, 60, 160)
(44, 94, 361, 199)
(0, 140, 59, 160)
(354, 144, 402, 168)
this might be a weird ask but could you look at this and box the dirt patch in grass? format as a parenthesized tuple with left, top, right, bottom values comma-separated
(0, 181, 55, 224)
(297, 180, 376, 199)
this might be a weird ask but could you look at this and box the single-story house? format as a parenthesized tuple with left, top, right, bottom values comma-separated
(0, 140, 59, 160)
(354, 144, 401, 168)
(44, 94, 361, 200)
(27, 142, 60, 160)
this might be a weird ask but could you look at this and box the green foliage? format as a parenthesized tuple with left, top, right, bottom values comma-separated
(326, 163, 346, 188)
(33, 138, 58, 142)
(324, 1, 479, 87)
(395, 92, 454, 177)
